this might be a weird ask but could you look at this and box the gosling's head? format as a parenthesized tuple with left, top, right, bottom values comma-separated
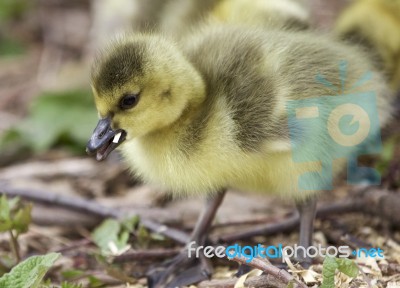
(86, 34, 205, 160)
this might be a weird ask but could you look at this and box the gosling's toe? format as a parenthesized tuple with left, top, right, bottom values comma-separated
(147, 250, 212, 288)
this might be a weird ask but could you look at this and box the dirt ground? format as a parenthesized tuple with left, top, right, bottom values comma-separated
(0, 1, 399, 287)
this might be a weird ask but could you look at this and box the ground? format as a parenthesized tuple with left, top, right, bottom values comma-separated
(0, 0, 399, 287)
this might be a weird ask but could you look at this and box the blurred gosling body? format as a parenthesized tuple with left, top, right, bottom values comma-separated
(155, 0, 310, 37)
(336, 0, 400, 90)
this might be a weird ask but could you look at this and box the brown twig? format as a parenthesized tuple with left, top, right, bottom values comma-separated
(198, 274, 287, 288)
(227, 255, 307, 288)
(197, 278, 242, 288)
(379, 262, 400, 276)
(113, 248, 181, 263)
(220, 200, 360, 242)
(243, 274, 290, 288)
(2, 184, 399, 248)
(0, 185, 190, 244)
(55, 238, 92, 253)
(212, 216, 278, 229)
(221, 187, 399, 242)
(220, 215, 299, 243)
(321, 218, 372, 249)
(8, 230, 21, 263)
(356, 262, 373, 288)
(0, 258, 10, 272)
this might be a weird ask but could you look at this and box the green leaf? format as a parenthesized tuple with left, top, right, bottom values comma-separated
(92, 219, 120, 254)
(376, 136, 398, 173)
(0, 195, 10, 220)
(27, 90, 97, 152)
(149, 232, 166, 241)
(0, 195, 12, 232)
(38, 278, 52, 287)
(61, 269, 85, 280)
(92, 218, 134, 256)
(61, 282, 83, 288)
(7, 197, 20, 211)
(0, 195, 32, 233)
(121, 215, 140, 232)
(0, 0, 30, 22)
(88, 275, 104, 287)
(320, 257, 338, 288)
(0, 252, 60, 288)
(136, 225, 151, 248)
(12, 203, 32, 234)
(0, 90, 97, 154)
(320, 257, 359, 288)
(0, 255, 14, 275)
(0, 37, 25, 56)
(336, 258, 359, 278)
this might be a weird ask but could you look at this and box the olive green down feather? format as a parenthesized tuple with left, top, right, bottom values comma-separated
(91, 23, 394, 197)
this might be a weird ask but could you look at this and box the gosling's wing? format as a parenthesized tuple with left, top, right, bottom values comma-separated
(184, 26, 393, 153)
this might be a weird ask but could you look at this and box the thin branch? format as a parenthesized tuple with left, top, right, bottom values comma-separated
(228, 255, 307, 288)
(198, 274, 287, 288)
(379, 262, 400, 276)
(8, 230, 21, 263)
(197, 278, 239, 288)
(113, 248, 181, 263)
(2, 184, 399, 247)
(221, 187, 399, 242)
(356, 262, 373, 288)
(220, 215, 299, 243)
(212, 216, 278, 229)
(0, 256, 10, 272)
(55, 239, 92, 253)
(0, 185, 189, 244)
(322, 219, 372, 249)
(244, 274, 290, 288)
(221, 200, 361, 242)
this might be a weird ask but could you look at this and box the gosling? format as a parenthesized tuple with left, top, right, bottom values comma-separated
(158, 0, 310, 38)
(87, 24, 394, 287)
(335, 0, 400, 90)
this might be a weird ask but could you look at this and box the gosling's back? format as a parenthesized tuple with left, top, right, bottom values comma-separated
(121, 26, 393, 198)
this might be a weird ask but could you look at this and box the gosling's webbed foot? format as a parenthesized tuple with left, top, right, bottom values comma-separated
(235, 264, 253, 277)
(147, 192, 226, 288)
(147, 249, 212, 288)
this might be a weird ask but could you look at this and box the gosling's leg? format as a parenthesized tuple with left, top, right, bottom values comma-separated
(231, 196, 317, 274)
(147, 190, 226, 288)
(295, 195, 317, 268)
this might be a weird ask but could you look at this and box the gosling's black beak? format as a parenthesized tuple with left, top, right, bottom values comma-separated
(86, 117, 126, 161)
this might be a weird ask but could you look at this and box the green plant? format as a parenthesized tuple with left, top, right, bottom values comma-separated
(0, 253, 60, 288)
(0, 0, 30, 22)
(320, 256, 359, 288)
(0, 90, 98, 155)
(0, 195, 32, 265)
(91, 216, 139, 257)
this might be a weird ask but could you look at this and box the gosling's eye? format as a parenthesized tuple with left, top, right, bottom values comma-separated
(119, 93, 139, 110)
